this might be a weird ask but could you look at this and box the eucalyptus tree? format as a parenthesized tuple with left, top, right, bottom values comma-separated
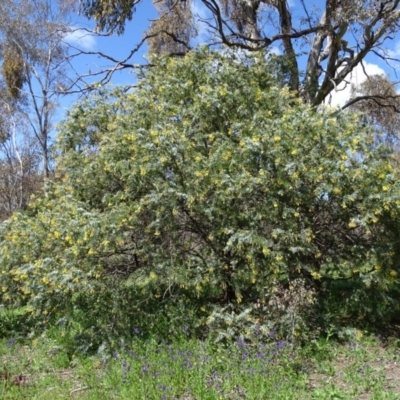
(0, 0, 76, 179)
(0, 110, 41, 222)
(79, 0, 400, 109)
(346, 74, 400, 148)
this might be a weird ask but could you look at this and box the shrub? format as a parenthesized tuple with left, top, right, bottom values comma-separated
(1, 49, 400, 345)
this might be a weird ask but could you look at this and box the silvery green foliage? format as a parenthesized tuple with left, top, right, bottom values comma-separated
(1, 49, 400, 342)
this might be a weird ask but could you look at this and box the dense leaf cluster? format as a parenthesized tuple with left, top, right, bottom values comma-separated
(1, 49, 400, 343)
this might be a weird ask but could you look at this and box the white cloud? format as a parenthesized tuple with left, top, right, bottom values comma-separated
(388, 41, 400, 58)
(268, 46, 282, 56)
(64, 28, 96, 50)
(328, 61, 386, 108)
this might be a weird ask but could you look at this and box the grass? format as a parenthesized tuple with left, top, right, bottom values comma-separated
(1, 328, 400, 399)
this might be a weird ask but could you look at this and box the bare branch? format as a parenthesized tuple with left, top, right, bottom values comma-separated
(343, 94, 400, 113)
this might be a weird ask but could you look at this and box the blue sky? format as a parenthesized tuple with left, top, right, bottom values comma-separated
(59, 1, 158, 119)
(60, 0, 400, 119)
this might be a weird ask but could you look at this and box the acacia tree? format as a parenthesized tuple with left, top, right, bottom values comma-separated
(0, 0, 76, 179)
(79, 0, 400, 108)
(2, 50, 400, 342)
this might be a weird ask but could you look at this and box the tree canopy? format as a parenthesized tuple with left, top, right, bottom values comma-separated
(79, 0, 400, 108)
